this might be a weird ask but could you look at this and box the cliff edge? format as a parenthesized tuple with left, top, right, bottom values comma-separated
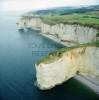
(35, 44, 99, 91)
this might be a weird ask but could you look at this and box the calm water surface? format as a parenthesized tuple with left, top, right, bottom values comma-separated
(0, 12, 99, 100)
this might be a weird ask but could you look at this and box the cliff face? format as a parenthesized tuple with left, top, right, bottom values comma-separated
(17, 17, 98, 46)
(35, 47, 99, 90)
(17, 17, 42, 30)
(41, 23, 97, 43)
(17, 16, 99, 91)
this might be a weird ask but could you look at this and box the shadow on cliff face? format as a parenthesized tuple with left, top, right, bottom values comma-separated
(36, 78, 99, 100)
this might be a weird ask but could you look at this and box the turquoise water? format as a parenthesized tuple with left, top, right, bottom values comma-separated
(0, 12, 99, 100)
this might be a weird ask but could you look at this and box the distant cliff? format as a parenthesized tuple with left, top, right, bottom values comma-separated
(17, 15, 99, 47)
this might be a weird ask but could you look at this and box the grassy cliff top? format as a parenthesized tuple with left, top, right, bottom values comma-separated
(36, 41, 99, 65)
(41, 11, 99, 30)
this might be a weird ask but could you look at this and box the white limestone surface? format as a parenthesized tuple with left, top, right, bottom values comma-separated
(35, 47, 99, 90)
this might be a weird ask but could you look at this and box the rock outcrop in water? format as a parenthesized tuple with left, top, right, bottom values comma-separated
(17, 16, 99, 47)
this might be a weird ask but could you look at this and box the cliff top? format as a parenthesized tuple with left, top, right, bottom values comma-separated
(36, 41, 99, 65)
(41, 11, 99, 30)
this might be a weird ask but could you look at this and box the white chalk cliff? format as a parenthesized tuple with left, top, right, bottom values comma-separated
(35, 47, 99, 90)
(17, 15, 99, 93)
(17, 16, 98, 46)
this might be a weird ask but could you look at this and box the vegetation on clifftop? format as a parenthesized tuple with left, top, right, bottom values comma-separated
(41, 11, 99, 30)
(36, 41, 99, 65)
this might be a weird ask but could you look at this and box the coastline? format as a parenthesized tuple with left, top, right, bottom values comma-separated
(17, 17, 99, 94)
(39, 31, 99, 94)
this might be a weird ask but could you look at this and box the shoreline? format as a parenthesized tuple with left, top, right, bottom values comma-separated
(40, 32, 78, 47)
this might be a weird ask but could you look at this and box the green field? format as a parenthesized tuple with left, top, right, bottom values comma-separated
(36, 41, 99, 65)
(41, 11, 99, 30)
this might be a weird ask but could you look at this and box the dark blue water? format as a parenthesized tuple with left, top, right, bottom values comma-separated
(0, 12, 99, 100)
